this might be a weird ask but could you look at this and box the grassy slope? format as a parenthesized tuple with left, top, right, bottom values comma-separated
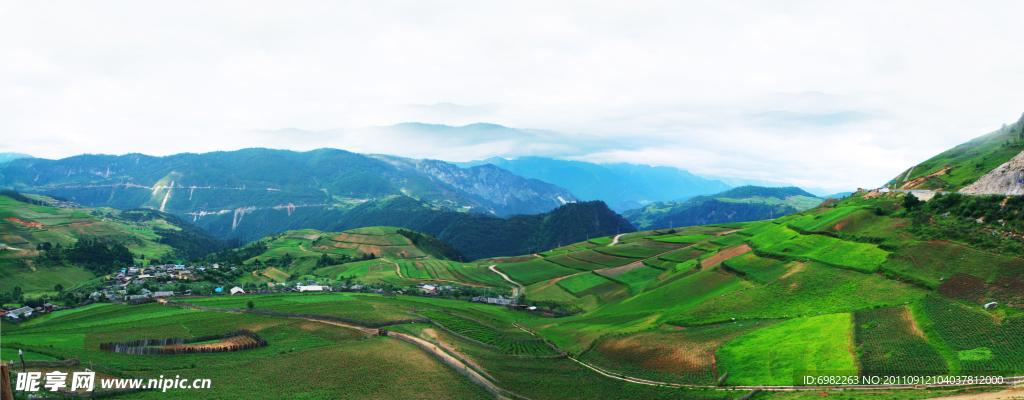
(0, 194, 187, 294)
(890, 124, 1024, 191)
(717, 313, 857, 386)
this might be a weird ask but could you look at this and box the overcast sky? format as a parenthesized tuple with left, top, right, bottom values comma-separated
(3, 1, 1024, 191)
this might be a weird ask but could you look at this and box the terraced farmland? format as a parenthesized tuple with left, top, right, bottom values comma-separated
(580, 321, 775, 385)
(923, 295, 1024, 375)
(417, 311, 561, 356)
(854, 306, 948, 376)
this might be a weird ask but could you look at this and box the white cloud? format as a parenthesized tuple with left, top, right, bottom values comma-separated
(2, 1, 1024, 191)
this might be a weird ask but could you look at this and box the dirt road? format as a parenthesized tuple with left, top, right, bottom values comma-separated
(608, 234, 624, 246)
(488, 265, 524, 297)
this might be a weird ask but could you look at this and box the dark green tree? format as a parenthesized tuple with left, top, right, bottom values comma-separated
(902, 193, 923, 211)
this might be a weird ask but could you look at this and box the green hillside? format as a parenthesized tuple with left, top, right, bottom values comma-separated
(198, 227, 518, 293)
(624, 186, 821, 229)
(889, 115, 1024, 191)
(8, 180, 1024, 397)
(0, 191, 229, 296)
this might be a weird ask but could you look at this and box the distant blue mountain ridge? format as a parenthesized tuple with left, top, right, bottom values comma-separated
(453, 156, 832, 213)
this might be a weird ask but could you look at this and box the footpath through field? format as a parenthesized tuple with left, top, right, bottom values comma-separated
(570, 356, 1024, 392)
(608, 234, 624, 246)
(302, 317, 518, 399)
(159, 303, 523, 400)
(488, 264, 524, 297)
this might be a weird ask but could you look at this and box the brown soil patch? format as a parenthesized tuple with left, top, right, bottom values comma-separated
(594, 332, 723, 373)
(163, 334, 259, 350)
(422, 328, 439, 340)
(5, 217, 46, 228)
(331, 233, 393, 246)
(532, 272, 585, 293)
(938, 274, 989, 304)
(831, 220, 850, 232)
(895, 306, 925, 339)
(595, 262, 644, 278)
(700, 244, 752, 269)
(780, 261, 805, 279)
(355, 245, 383, 256)
(899, 166, 955, 190)
(1, 234, 28, 245)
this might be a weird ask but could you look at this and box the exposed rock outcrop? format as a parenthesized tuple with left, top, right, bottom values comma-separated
(960, 151, 1024, 195)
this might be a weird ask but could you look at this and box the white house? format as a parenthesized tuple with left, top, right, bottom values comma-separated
(297, 285, 324, 292)
(422, 284, 438, 294)
(230, 287, 246, 295)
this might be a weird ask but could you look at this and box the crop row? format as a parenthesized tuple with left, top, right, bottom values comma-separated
(418, 311, 559, 356)
(853, 306, 947, 376)
(924, 295, 1024, 375)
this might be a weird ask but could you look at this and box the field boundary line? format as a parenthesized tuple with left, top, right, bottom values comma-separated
(570, 356, 1024, 391)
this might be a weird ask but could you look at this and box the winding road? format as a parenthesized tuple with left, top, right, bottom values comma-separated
(488, 264, 524, 297)
(608, 233, 624, 246)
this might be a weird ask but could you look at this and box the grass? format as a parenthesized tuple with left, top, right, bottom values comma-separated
(649, 234, 713, 244)
(717, 313, 857, 386)
(556, 273, 616, 296)
(579, 321, 775, 385)
(596, 268, 746, 321)
(757, 231, 889, 272)
(721, 253, 789, 284)
(565, 249, 638, 267)
(546, 253, 606, 271)
(854, 306, 948, 376)
(3, 333, 86, 349)
(671, 261, 927, 325)
(600, 266, 663, 294)
(593, 243, 669, 259)
(787, 206, 866, 232)
(710, 234, 747, 247)
(0, 348, 58, 362)
(495, 258, 578, 286)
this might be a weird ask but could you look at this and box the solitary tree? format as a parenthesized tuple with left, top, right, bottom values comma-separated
(54, 284, 64, 294)
(902, 193, 923, 211)
(247, 299, 255, 311)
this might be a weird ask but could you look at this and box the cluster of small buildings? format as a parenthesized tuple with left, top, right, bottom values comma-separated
(88, 286, 176, 303)
(417, 283, 455, 294)
(109, 263, 236, 286)
(1, 303, 57, 321)
(471, 295, 516, 306)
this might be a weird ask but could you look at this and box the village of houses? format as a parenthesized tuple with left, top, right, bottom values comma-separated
(1, 262, 522, 323)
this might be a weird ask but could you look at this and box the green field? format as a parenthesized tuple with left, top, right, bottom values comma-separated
(556, 273, 616, 296)
(599, 266, 663, 294)
(721, 253, 789, 284)
(495, 258, 578, 285)
(649, 234, 713, 244)
(717, 313, 857, 386)
(670, 262, 926, 325)
(854, 306, 948, 376)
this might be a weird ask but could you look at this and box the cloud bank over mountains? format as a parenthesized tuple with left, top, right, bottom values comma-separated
(3, 1, 1024, 191)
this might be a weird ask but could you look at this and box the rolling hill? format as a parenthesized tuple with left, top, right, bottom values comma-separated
(889, 113, 1024, 193)
(623, 186, 822, 230)
(0, 191, 230, 295)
